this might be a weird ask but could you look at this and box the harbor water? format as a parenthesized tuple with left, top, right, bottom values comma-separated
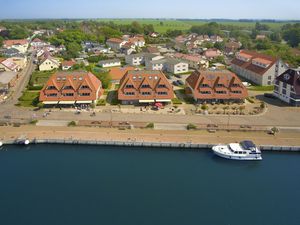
(0, 144, 299, 225)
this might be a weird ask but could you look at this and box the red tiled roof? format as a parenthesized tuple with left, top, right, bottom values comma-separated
(186, 70, 248, 100)
(109, 66, 136, 81)
(231, 50, 277, 76)
(118, 70, 174, 101)
(3, 39, 28, 46)
(62, 60, 76, 67)
(107, 38, 123, 43)
(39, 71, 103, 102)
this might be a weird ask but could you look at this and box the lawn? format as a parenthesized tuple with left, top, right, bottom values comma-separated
(17, 90, 40, 107)
(248, 85, 275, 92)
(96, 19, 292, 33)
(29, 71, 54, 87)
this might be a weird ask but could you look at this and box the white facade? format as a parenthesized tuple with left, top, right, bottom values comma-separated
(39, 58, 60, 71)
(99, 61, 121, 68)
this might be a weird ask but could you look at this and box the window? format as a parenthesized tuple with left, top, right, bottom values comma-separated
(158, 84, 166, 88)
(47, 93, 57, 97)
(47, 86, 56, 90)
(282, 89, 286, 95)
(141, 92, 151, 95)
(125, 92, 135, 96)
(80, 93, 90, 96)
(81, 85, 89, 89)
(64, 93, 74, 96)
(232, 91, 242, 94)
(141, 84, 151, 88)
(283, 83, 287, 89)
(158, 92, 167, 95)
(200, 91, 211, 94)
(216, 84, 224, 88)
(268, 76, 272, 80)
(216, 91, 227, 94)
(64, 85, 73, 90)
(125, 84, 134, 88)
(231, 83, 240, 87)
(200, 84, 209, 88)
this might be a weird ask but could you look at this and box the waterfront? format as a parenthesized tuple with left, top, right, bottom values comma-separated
(0, 145, 299, 225)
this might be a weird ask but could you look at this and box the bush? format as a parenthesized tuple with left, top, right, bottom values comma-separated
(29, 120, 38, 125)
(187, 123, 197, 130)
(97, 99, 107, 106)
(246, 97, 255, 104)
(201, 104, 209, 110)
(27, 85, 43, 90)
(146, 123, 154, 129)
(68, 121, 77, 127)
(172, 98, 182, 105)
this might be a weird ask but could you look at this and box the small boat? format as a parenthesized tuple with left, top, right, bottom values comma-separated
(24, 139, 30, 145)
(212, 140, 262, 161)
(0, 142, 3, 147)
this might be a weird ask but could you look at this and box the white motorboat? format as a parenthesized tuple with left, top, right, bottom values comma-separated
(212, 140, 262, 161)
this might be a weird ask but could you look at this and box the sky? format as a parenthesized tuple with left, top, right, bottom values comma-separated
(0, 0, 299, 20)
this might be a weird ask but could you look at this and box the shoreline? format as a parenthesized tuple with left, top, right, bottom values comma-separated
(1, 125, 300, 152)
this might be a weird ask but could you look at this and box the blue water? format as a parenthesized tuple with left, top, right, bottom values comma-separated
(0, 144, 299, 225)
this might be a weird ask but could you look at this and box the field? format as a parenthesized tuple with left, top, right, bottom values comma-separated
(96, 19, 293, 33)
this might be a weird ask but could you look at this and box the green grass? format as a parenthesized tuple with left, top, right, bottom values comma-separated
(29, 71, 53, 87)
(18, 90, 40, 107)
(96, 19, 292, 33)
(249, 85, 274, 92)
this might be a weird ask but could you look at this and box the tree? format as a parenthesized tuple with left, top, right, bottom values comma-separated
(214, 41, 225, 51)
(255, 22, 269, 31)
(283, 25, 300, 47)
(66, 42, 81, 58)
(160, 21, 164, 26)
(131, 21, 143, 34)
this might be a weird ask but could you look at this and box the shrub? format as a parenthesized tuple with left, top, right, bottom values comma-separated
(187, 123, 197, 130)
(146, 123, 154, 129)
(68, 121, 77, 127)
(172, 98, 182, 105)
(201, 104, 208, 110)
(97, 99, 107, 106)
(29, 119, 38, 125)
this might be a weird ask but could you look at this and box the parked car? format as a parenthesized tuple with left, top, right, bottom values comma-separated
(264, 93, 276, 99)
(177, 80, 184, 86)
(172, 81, 179, 86)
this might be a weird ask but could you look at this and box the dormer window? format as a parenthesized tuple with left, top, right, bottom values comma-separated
(64, 85, 72, 90)
(81, 85, 89, 89)
(141, 84, 150, 88)
(231, 83, 240, 87)
(158, 84, 166, 88)
(125, 84, 134, 88)
(216, 84, 224, 88)
(200, 84, 209, 88)
(47, 86, 56, 90)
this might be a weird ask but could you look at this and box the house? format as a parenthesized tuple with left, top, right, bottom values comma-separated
(1, 48, 21, 58)
(3, 39, 29, 53)
(203, 48, 222, 59)
(185, 70, 248, 103)
(39, 53, 60, 71)
(31, 38, 47, 48)
(274, 69, 300, 106)
(256, 35, 266, 40)
(118, 70, 174, 105)
(144, 46, 160, 55)
(150, 32, 159, 38)
(231, 50, 288, 86)
(125, 53, 148, 66)
(62, 60, 76, 71)
(109, 66, 136, 83)
(128, 35, 145, 47)
(0, 58, 20, 72)
(121, 42, 136, 55)
(98, 59, 121, 68)
(225, 41, 242, 55)
(11, 55, 27, 69)
(0, 71, 19, 93)
(39, 71, 103, 105)
(173, 53, 207, 69)
(164, 59, 189, 75)
(106, 38, 126, 51)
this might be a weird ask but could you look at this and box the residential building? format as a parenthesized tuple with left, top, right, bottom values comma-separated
(225, 41, 242, 55)
(62, 60, 76, 71)
(11, 55, 27, 69)
(173, 53, 208, 69)
(164, 59, 189, 74)
(109, 66, 136, 83)
(144, 46, 160, 55)
(39, 71, 103, 105)
(203, 48, 222, 59)
(106, 38, 126, 51)
(231, 50, 288, 86)
(128, 35, 145, 47)
(186, 70, 248, 103)
(1, 48, 21, 58)
(31, 38, 47, 48)
(98, 59, 121, 68)
(3, 39, 29, 53)
(121, 42, 136, 55)
(118, 70, 174, 105)
(0, 58, 20, 72)
(274, 69, 300, 106)
(39, 53, 60, 71)
(125, 53, 153, 66)
(0, 71, 19, 93)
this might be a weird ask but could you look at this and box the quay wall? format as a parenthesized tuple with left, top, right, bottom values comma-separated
(2, 139, 300, 152)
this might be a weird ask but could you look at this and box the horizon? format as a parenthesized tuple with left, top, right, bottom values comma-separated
(1, 0, 300, 20)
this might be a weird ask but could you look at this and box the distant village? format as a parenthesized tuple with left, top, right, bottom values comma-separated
(0, 23, 299, 112)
